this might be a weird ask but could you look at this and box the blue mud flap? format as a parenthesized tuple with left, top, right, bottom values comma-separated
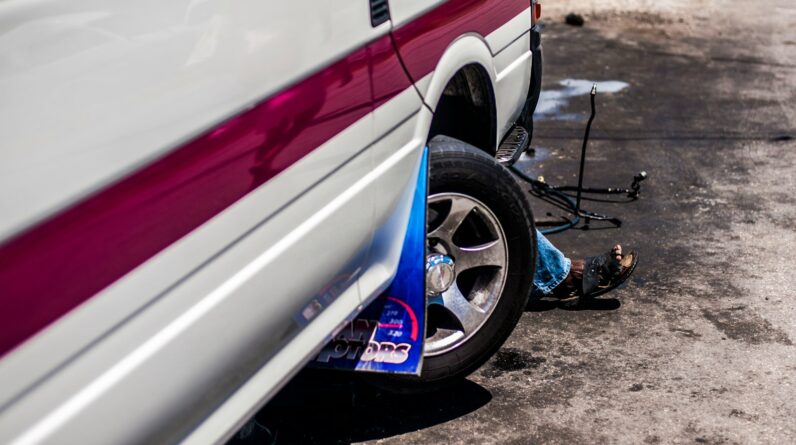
(311, 147, 428, 375)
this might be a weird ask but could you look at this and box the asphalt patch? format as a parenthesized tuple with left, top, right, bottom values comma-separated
(481, 347, 547, 378)
(702, 308, 792, 345)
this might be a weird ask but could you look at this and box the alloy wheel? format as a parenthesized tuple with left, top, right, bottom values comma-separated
(424, 193, 509, 356)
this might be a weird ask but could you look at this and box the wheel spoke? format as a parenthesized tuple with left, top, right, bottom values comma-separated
(453, 239, 506, 271)
(424, 192, 510, 357)
(425, 327, 463, 348)
(428, 196, 476, 244)
(441, 283, 487, 336)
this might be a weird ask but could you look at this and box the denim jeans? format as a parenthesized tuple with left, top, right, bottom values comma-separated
(532, 229, 571, 297)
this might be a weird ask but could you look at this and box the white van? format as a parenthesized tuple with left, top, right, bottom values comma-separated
(0, 0, 543, 443)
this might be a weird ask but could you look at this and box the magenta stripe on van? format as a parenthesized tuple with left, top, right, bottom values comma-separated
(0, 0, 530, 357)
(0, 44, 375, 357)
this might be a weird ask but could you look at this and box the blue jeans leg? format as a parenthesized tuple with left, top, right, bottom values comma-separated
(532, 229, 571, 297)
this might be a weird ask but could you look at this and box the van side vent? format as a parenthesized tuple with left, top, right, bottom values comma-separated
(370, 0, 390, 27)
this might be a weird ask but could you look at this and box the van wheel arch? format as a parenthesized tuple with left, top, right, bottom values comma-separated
(427, 63, 498, 155)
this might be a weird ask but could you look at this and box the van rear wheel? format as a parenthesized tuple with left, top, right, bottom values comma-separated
(376, 135, 536, 391)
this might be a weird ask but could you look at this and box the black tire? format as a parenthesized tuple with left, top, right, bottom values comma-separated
(373, 136, 536, 391)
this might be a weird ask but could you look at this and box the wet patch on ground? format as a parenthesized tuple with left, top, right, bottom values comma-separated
(480, 348, 547, 378)
(702, 307, 792, 345)
(534, 79, 630, 121)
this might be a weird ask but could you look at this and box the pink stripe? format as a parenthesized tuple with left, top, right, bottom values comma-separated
(0, 39, 398, 356)
(392, 0, 530, 81)
(0, 1, 528, 357)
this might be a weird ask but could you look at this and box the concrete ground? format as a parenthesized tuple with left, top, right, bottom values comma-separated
(247, 1, 796, 443)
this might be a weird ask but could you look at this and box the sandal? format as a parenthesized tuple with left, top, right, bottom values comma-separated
(582, 245, 638, 298)
(552, 245, 638, 301)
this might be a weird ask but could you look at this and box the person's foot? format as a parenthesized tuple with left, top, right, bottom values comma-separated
(551, 244, 637, 303)
(552, 260, 582, 301)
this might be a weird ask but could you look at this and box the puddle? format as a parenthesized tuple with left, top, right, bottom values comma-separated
(518, 145, 554, 162)
(534, 79, 629, 121)
(513, 146, 553, 180)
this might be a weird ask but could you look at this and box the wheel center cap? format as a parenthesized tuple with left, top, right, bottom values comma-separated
(426, 254, 455, 295)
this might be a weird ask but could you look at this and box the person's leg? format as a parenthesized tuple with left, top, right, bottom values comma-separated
(532, 229, 639, 300)
(531, 229, 571, 298)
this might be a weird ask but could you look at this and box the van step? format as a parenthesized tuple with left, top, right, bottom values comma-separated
(495, 125, 529, 166)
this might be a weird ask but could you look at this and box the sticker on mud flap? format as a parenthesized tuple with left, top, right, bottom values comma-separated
(310, 147, 427, 375)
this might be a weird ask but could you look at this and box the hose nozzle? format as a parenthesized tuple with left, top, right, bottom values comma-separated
(628, 171, 648, 198)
